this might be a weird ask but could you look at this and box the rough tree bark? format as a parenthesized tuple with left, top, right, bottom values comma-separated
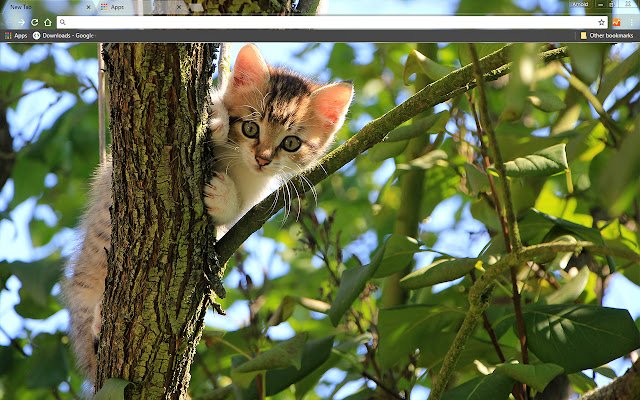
(97, 43, 224, 398)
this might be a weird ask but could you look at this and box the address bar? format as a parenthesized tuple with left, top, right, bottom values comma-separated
(56, 15, 610, 30)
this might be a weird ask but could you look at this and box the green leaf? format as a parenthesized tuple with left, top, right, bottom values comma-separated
(25, 334, 68, 388)
(523, 304, 640, 373)
(294, 336, 364, 399)
(368, 140, 408, 162)
(519, 209, 605, 246)
(9, 157, 49, 207)
(594, 121, 640, 216)
(442, 371, 514, 400)
(545, 267, 590, 304)
(593, 366, 617, 380)
(501, 144, 568, 177)
(400, 258, 479, 290)
(567, 43, 608, 84)
(385, 111, 450, 142)
(372, 234, 420, 279)
(234, 334, 307, 374)
(625, 263, 640, 286)
(328, 240, 386, 326)
(568, 372, 597, 394)
(5, 259, 62, 319)
(94, 378, 132, 400)
(397, 149, 448, 171)
(404, 49, 455, 84)
(267, 295, 298, 326)
(528, 91, 566, 112)
(463, 163, 490, 195)
(377, 305, 463, 369)
(598, 47, 640, 102)
(496, 362, 564, 392)
(67, 44, 98, 60)
(265, 336, 334, 396)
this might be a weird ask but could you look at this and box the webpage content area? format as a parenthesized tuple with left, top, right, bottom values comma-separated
(0, 1, 639, 400)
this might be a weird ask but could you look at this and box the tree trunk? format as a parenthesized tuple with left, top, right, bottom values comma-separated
(97, 43, 224, 399)
(96, 2, 305, 397)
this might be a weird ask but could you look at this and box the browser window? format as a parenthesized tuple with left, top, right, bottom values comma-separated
(1, 1, 639, 400)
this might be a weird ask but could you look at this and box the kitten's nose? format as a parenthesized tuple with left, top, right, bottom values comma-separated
(255, 156, 271, 167)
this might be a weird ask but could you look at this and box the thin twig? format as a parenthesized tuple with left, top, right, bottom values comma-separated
(362, 370, 404, 400)
(608, 80, 640, 113)
(0, 325, 27, 356)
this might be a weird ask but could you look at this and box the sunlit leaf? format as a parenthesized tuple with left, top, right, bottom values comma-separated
(545, 267, 590, 304)
(500, 144, 568, 177)
(368, 140, 408, 162)
(404, 49, 455, 84)
(400, 258, 479, 290)
(385, 111, 449, 142)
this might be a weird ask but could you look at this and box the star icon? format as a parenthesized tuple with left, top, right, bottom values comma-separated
(598, 19, 605, 26)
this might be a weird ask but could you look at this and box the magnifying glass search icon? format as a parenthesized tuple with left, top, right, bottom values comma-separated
(59, 18, 65, 25)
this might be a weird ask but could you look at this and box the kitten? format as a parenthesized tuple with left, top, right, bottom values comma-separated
(62, 43, 353, 385)
(205, 44, 354, 235)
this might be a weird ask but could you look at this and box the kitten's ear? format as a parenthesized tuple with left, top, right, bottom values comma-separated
(310, 82, 354, 130)
(231, 44, 270, 88)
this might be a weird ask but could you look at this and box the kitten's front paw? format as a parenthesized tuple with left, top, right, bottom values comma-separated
(204, 172, 240, 225)
(208, 91, 230, 145)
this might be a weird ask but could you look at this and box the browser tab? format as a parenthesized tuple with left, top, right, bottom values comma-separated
(98, 1, 133, 15)
(153, 1, 190, 15)
(75, 0, 98, 15)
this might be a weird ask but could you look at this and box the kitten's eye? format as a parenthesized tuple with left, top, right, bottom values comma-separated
(281, 136, 302, 152)
(242, 121, 259, 138)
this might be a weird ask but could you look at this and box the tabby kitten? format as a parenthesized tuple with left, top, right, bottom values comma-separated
(63, 43, 354, 384)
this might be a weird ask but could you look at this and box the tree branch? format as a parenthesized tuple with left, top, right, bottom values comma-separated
(214, 45, 570, 264)
(468, 44, 528, 400)
(580, 359, 640, 400)
(427, 241, 640, 400)
(467, 44, 521, 252)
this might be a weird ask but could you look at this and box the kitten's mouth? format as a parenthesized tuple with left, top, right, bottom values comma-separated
(254, 165, 271, 174)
